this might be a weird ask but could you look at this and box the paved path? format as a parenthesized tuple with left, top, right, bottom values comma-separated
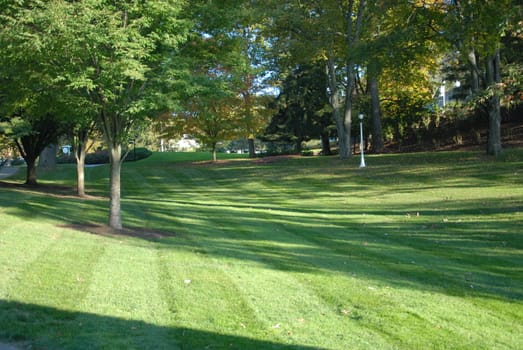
(0, 167, 20, 349)
(0, 166, 20, 179)
(0, 343, 19, 350)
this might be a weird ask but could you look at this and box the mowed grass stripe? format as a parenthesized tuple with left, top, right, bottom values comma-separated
(0, 217, 62, 300)
(231, 176, 523, 348)
(133, 180, 376, 350)
(156, 244, 274, 349)
(78, 236, 178, 349)
(4, 225, 105, 311)
(1, 150, 522, 349)
(157, 231, 389, 349)
(158, 205, 393, 348)
(201, 211, 454, 348)
(137, 154, 520, 348)
(151, 157, 522, 349)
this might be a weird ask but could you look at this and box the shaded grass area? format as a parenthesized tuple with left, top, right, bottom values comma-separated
(0, 150, 522, 349)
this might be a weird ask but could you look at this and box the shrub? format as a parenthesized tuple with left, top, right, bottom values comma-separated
(301, 150, 314, 156)
(10, 157, 26, 166)
(57, 147, 153, 165)
(125, 147, 153, 162)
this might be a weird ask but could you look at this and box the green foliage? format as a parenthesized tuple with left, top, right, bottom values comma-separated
(58, 147, 153, 165)
(263, 64, 332, 153)
(502, 63, 523, 109)
(0, 2, 96, 183)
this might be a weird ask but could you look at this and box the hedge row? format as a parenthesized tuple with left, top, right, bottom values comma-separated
(57, 147, 152, 164)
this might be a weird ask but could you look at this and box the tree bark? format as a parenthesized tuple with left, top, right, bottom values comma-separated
(341, 96, 353, 159)
(212, 142, 217, 162)
(369, 76, 384, 153)
(75, 129, 88, 197)
(25, 157, 38, 186)
(338, 0, 366, 159)
(248, 137, 255, 158)
(468, 49, 480, 94)
(486, 49, 502, 156)
(16, 139, 40, 186)
(76, 156, 86, 197)
(108, 145, 123, 230)
(320, 132, 332, 155)
(295, 137, 303, 154)
(327, 54, 348, 159)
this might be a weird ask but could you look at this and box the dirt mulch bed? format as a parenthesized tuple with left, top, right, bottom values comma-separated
(59, 223, 176, 241)
(0, 181, 103, 200)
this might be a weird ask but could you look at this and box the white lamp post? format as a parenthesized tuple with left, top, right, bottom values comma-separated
(440, 84, 446, 107)
(359, 113, 366, 168)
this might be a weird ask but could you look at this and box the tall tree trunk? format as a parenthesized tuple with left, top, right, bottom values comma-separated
(320, 132, 332, 155)
(75, 128, 88, 197)
(338, 0, 366, 159)
(468, 49, 480, 94)
(76, 155, 86, 197)
(486, 49, 502, 156)
(369, 76, 384, 153)
(326, 54, 348, 159)
(248, 137, 255, 158)
(108, 145, 123, 230)
(99, 109, 126, 230)
(341, 91, 353, 159)
(212, 142, 217, 162)
(16, 139, 39, 186)
(340, 63, 359, 159)
(296, 137, 303, 154)
(25, 157, 38, 186)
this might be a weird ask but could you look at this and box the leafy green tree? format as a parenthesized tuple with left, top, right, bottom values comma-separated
(359, 1, 440, 152)
(176, 92, 241, 161)
(440, 0, 517, 155)
(264, 64, 333, 154)
(361, 1, 445, 151)
(0, 115, 63, 185)
(261, 0, 375, 159)
(47, 1, 191, 229)
(181, 0, 273, 159)
(0, 2, 69, 185)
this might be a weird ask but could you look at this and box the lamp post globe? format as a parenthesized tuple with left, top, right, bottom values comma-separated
(358, 114, 366, 168)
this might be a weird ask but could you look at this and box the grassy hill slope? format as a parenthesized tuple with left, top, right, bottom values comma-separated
(1, 150, 522, 349)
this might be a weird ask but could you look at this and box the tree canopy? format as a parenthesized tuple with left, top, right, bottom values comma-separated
(0, 0, 521, 227)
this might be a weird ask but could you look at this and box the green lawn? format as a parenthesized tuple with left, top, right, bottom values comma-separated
(0, 150, 522, 349)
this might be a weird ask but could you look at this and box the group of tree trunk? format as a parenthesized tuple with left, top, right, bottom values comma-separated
(1, 0, 521, 230)
(262, 0, 520, 158)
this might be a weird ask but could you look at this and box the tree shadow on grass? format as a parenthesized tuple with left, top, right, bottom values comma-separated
(0, 181, 104, 200)
(121, 197, 523, 302)
(58, 223, 176, 242)
(3, 186, 521, 304)
(2, 161, 522, 306)
(0, 300, 321, 350)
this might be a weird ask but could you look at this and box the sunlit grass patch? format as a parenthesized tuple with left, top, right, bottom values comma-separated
(1, 150, 522, 349)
